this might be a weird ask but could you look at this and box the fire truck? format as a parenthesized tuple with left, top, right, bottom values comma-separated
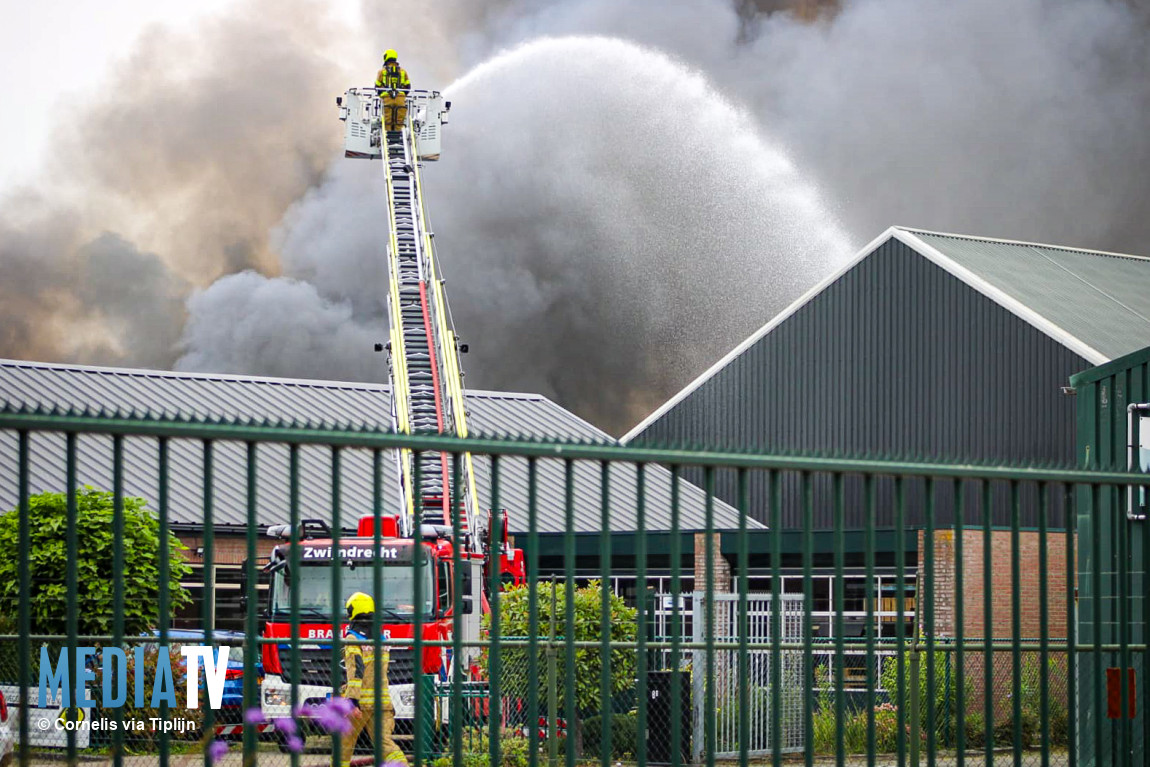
(257, 84, 525, 743)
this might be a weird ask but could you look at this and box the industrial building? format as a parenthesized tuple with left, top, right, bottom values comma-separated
(0, 359, 755, 631)
(624, 226, 1150, 641)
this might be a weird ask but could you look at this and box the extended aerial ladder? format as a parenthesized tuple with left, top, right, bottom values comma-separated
(337, 86, 483, 550)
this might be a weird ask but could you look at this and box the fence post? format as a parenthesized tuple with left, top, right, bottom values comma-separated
(909, 569, 922, 767)
(547, 577, 558, 767)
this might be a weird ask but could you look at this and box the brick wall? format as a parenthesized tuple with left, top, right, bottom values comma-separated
(920, 528, 1074, 717)
(693, 533, 732, 593)
(920, 529, 1072, 641)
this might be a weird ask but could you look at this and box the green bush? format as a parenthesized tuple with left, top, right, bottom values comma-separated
(879, 650, 965, 746)
(1048, 695, 1070, 746)
(484, 581, 638, 714)
(993, 710, 1039, 749)
(0, 487, 192, 637)
(580, 712, 637, 759)
(430, 729, 532, 767)
(811, 696, 899, 755)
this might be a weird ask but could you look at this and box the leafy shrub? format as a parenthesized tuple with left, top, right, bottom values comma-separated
(812, 697, 899, 755)
(0, 487, 192, 637)
(964, 712, 987, 749)
(483, 581, 637, 714)
(431, 729, 532, 767)
(580, 712, 636, 759)
(993, 711, 1039, 749)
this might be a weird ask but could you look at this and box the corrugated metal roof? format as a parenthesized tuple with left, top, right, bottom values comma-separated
(901, 228, 1150, 363)
(0, 360, 755, 533)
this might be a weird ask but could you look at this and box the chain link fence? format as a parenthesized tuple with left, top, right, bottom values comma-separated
(1, 412, 1141, 767)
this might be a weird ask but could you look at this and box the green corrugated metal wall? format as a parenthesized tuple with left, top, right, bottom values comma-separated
(1071, 346, 1150, 766)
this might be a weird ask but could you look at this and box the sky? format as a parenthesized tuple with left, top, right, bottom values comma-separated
(1, 0, 1149, 436)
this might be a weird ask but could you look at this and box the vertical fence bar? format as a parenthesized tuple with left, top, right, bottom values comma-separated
(924, 478, 936, 767)
(488, 456, 502, 767)
(981, 480, 992, 767)
(1066, 485, 1077, 767)
(16, 431, 30, 767)
(833, 473, 845, 767)
(599, 461, 613, 767)
(703, 465, 715, 767)
(736, 468, 749, 767)
(449, 453, 462, 767)
(1117, 480, 1131, 767)
(412, 454, 425, 767)
(1010, 481, 1022, 767)
(865, 475, 876, 767)
(636, 464, 650, 767)
(1039, 483, 1050, 767)
(288, 444, 302, 767)
(953, 480, 965, 767)
(563, 460, 576, 767)
(895, 477, 907, 767)
(1092, 483, 1103, 767)
(201, 440, 215, 767)
(670, 466, 683, 767)
(527, 458, 540, 767)
(243, 442, 259, 761)
(769, 470, 782, 767)
(65, 432, 78, 765)
(157, 438, 171, 767)
(373, 449, 384, 767)
(1143, 478, 1150, 767)
(802, 472, 814, 767)
(329, 447, 343, 767)
(111, 436, 125, 767)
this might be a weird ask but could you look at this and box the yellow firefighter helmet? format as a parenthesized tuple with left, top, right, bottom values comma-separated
(383, 49, 399, 63)
(345, 591, 375, 621)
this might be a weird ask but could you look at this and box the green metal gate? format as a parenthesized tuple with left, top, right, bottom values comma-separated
(0, 406, 1145, 767)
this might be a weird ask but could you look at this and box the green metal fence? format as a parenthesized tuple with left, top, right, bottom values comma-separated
(0, 409, 1147, 767)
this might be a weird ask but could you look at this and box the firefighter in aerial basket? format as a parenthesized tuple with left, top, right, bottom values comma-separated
(376, 49, 411, 131)
(341, 591, 408, 767)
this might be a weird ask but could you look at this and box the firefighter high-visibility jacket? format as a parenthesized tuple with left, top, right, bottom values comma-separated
(342, 628, 390, 706)
(375, 63, 410, 93)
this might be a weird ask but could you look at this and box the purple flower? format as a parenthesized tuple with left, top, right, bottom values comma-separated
(309, 700, 353, 735)
(244, 707, 266, 725)
(285, 735, 305, 754)
(273, 717, 298, 736)
(207, 740, 229, 764)
(382, 761, 407, 767)
(327, 696, 356, 716)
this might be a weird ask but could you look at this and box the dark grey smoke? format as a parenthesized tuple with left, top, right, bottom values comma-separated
(4, 0, 1150, 434)
(0, 204, 187, 368)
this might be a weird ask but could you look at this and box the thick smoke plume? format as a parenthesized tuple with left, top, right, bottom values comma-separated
(0, 0, 351, 367)
(3, 0, 1150, 434)
(182, 37, 848, 428)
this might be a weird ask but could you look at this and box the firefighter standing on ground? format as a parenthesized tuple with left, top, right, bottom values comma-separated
(376, 49, 411, 131)
(341, 592, 408, 767)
